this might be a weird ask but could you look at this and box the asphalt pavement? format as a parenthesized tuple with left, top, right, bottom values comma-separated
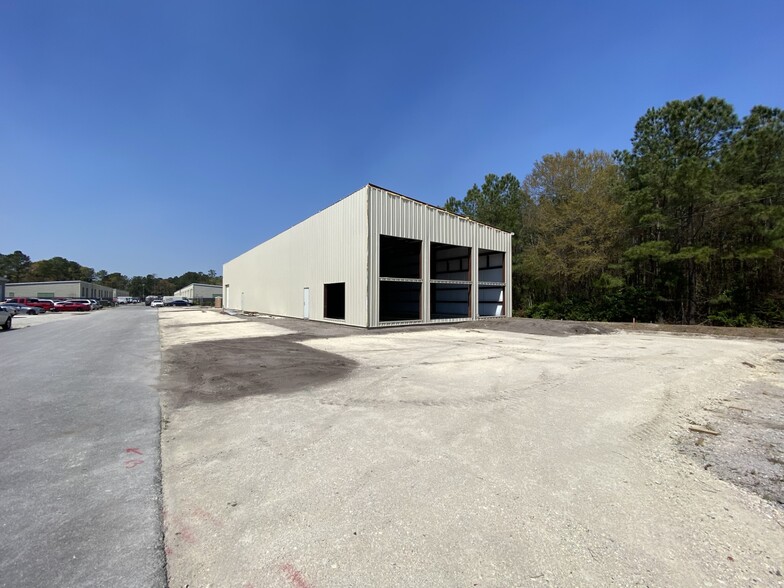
(0, 305, 166, 587)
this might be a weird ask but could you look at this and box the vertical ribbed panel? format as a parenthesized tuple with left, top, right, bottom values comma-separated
(368, 186, 513, 327)
(223, 184, 512, 329)
(223, 187, 370, 326)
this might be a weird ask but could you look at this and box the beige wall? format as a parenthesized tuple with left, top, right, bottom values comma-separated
(6, 281, 127, 299)
(223, 187, 370, 326)
(367, 185, 513, 327)
(173, 284, 222, 299)
(222, 184, 513, 328)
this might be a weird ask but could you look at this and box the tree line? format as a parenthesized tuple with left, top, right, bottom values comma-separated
(445, 96, 783, 326)
(0, 251, 221, 298)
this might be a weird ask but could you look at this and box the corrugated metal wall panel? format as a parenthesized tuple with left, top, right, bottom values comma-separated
(223, 187, 369, 327)
(368, 186, 513, 327)
(223, 184, 512, 329)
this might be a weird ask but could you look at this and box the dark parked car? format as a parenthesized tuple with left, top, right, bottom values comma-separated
(170, 299, 191, 307)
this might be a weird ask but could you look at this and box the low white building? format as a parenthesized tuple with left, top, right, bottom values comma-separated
(223, 184, 513, 328)
(173, 283, 222, 302)
(6, 280, 128, 300)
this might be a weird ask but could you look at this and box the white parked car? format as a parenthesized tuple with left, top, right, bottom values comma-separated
(150, 299, 164, 307)
(1, 303, 41, 315)
(0, 307, 11, 331)
(69, 298, 95, 309)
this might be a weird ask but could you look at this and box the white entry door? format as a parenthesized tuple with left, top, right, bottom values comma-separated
(303, 288, 310, 319)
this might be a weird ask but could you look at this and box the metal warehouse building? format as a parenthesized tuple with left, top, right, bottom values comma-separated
(5, 281, 128, 300)
(223, 184, 513, 328)
(173, 283, 223, 302)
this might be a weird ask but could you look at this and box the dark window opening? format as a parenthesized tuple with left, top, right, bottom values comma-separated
(478, 249, 505, 283)
(324, 283, 346, 320)
(430, 242, 470, 281)
(380, 235, 421, 279)
(478, 249, 505, 317)
(431, 283, 470, 319)
(379, 281, 421, 322)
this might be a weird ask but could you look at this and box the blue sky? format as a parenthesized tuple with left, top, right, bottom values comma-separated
(1, 0, 782, 278)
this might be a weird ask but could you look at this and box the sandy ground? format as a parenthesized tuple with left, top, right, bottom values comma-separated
(158, 309, 784, 587)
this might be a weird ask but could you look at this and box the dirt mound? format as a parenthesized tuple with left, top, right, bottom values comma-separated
(607, 321, 784, 340)
(448, 317, 613, 337)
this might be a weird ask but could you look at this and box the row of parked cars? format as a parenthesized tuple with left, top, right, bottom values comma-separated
(0, 295, 197, 331)
(148, 297, 191, 307)
(1, 296, 114, 316)
(0, 296, 119, 332)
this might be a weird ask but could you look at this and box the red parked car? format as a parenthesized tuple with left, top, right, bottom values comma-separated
(4, 297, 54, 312)
(52, 300, 92, 312)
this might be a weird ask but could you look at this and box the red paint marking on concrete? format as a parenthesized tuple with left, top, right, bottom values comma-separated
(124, 459, 145, 468)
(178, 526, 197, 544)
(125, 448, 143, 455)
(163, 512, 186, 532)
(192, 506, 224, 528)
(163, 511, 198, 544)
(280, 563, 313, 588)
(164, 546, 174, 556)
(241, 583, 255, 588)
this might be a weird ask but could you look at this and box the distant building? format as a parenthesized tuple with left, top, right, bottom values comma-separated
(223, 184, 512, 327)
(0, 276, 7, 300)
(5, 281, 129, 300)
(173, 283, 222, 303)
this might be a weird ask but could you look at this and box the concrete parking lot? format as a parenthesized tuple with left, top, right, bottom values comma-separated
(158, 308, 784, 588)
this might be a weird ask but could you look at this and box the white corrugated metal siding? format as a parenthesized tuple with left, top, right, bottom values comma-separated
(223, 187, 370, 326)
(222, 184, 512, 328)
(367, 185, 512, 327)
